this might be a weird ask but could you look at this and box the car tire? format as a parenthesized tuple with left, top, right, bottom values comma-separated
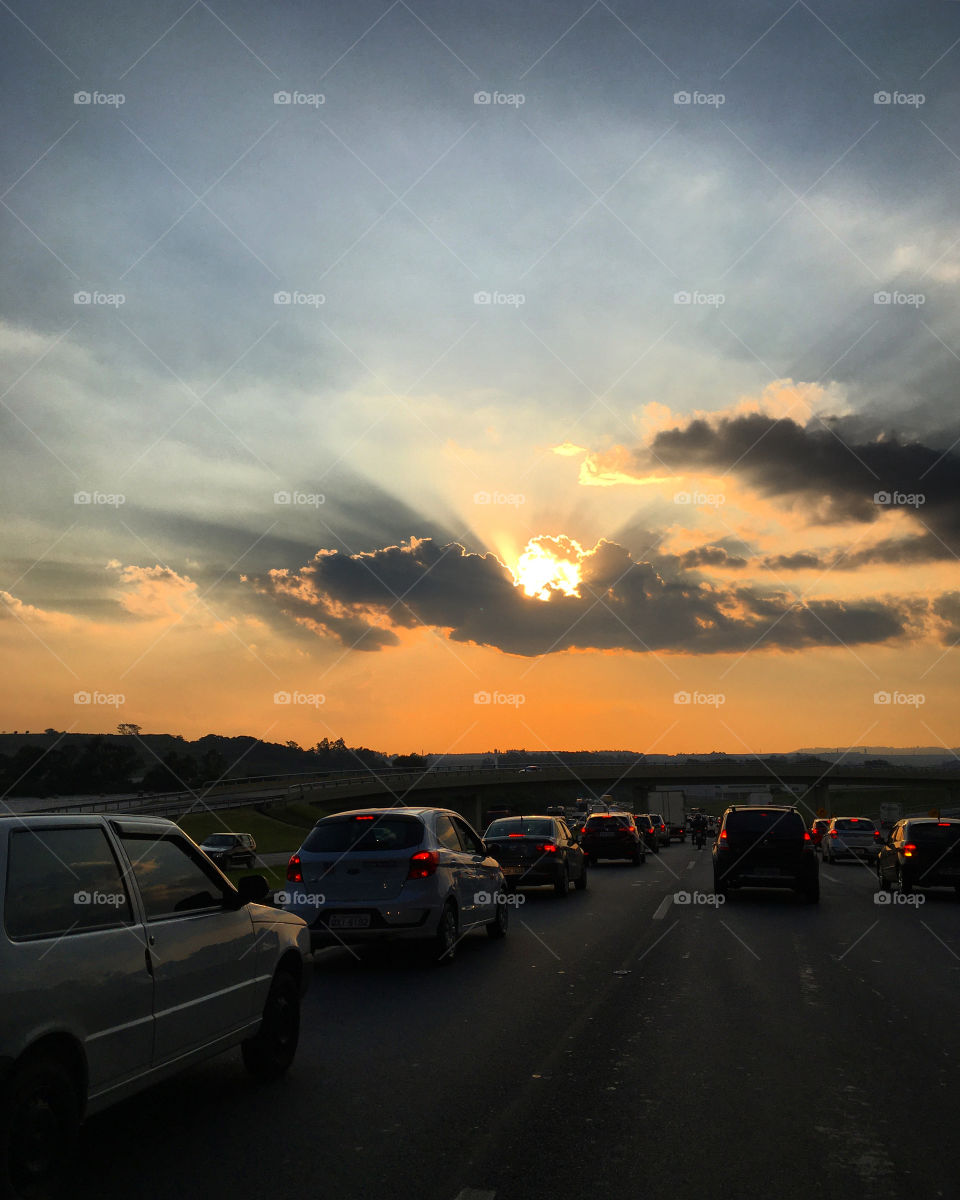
(434, 902, 458, 964)
(0, 1050, 81, 1200)
(897, 865, 912, 894)
(486, 892, 509, 938)
(575, 862, 588, 890)
(242, 969, 301, 1081)
(554, 866, 569, 897)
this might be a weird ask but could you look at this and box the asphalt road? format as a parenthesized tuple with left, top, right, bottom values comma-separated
(76, 843, 960, 1200)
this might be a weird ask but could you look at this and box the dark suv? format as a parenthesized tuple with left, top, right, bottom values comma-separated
(876, 818, 960, 895)
(634, 813, 660, 854)
(648, 812, 670, 848)
(198, 831, 257, 869)
(713, 805, 819, 903)
(579, 812, 645, 865)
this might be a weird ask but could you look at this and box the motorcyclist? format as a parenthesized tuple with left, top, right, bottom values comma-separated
(689, 810, 707, 848)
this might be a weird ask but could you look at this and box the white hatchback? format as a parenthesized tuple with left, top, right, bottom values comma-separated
(0, 814, 310, 1199)
(281, 806, 510, 962)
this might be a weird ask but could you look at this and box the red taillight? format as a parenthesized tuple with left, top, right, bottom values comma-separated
(803, 831, 811, 841)
(354, 814, 375, 821)
(286, 854, 303, 883)
(873, 831, 881, 840)
(535, 842, 557, 853)
(937, 822, 951, 827)
(407, 850, 439, 879)
(581, 827, 587, 835)
(903, 843, 916, 857)
(829, 830, 838, 838)
(508, 833, 524, 837)
(660, 824, 666, 831)
(719, 829, 727, 841)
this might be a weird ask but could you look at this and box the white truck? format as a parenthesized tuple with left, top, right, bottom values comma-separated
(650, 790, 686, 841)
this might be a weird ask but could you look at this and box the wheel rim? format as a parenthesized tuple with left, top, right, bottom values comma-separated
(267, 989, 297, 1052)
(439, 907, 456, 955)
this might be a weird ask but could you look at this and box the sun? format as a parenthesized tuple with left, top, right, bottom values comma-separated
(512, 536, 584, 601)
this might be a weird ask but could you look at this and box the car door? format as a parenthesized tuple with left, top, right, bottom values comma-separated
(557, 819, 583, 877)
(880, 822, 902, 882)
(434, 813, 476, 924)
(453, 815, 499, 925)
(116, 829, 260, 1066)
(2, 823, 154, 1101)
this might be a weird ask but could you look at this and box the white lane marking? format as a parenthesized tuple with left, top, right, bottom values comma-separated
(686, 860, 695, 870)
(453, 1191, 496, 1200)
(653, 896, 673, 920)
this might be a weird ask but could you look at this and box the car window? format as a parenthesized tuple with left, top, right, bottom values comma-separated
(435, 814, 463, 852)
(486, 818, 555, 837)
(301, 815, 425, 852)
(724, 810, 804, 836)
(909, 823, 960, 846)
(834, 818, 875, 831)
(452, 817, 484, 855)
(4, 825, 134, 940)
(120, 835, 228, 920)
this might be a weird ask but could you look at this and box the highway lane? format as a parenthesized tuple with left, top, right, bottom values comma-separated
(76, 844, 960, 1200)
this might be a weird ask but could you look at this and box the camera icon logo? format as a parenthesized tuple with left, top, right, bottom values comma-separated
(474, 291, 491, 305)
(74, 91, 91, 104)
(873, 291, 891, 305)
(74, 690, 92, 704)
(74, 491, 92, 504)
(874, 91, 891, 105)
(73, 291, 92, 305)
(473, 690, 492, 704)
(275, 891, 291, 905)
(274, 291, 291, 304)
(674, 691, 691, 705)
(673, 291, 691, 304)
(674, 91, 691, 104)
(873, 491, 891, 505)
(475, 891, 491, 904)
(874, 690, 891, 705)
(274, 490, 291, 504)
(273, 690, 292, 704)
(674, 890, 691, 904)
(874, 891, 891, 905)
(73, 891, 91, 904)
(474, 91, 491, 104)
(274, 91, 292, 104)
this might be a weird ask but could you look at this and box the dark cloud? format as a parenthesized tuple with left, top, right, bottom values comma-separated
(678, 545, 749, 570)
(249, 536, 912, 657)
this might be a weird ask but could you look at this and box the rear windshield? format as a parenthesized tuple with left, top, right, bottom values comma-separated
(908, 823, 960, 846)
(834, 818, 876, 831)
(302, 815, 424, 853)
(724, 810, 804, 836)
(486, 818, 555, 838)
(585, 815, 631, 830)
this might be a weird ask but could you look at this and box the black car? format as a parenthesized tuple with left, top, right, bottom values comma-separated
(579, 812, 645, 865)
(647, 812, 670, 848)
(712, 805, 819, 903)
(198, 831, 257, 869)
(634, 813, 660, 854)
(876, 818, 960, 895)
(483, 815, 587, 896)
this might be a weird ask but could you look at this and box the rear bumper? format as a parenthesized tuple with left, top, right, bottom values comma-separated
(499, 863, 564, 887)
(714, 855, 817, 890)
(583, 840, 639, 860)
(307, 906, 437, 949)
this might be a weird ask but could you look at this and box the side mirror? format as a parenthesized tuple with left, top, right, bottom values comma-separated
(234, 874, 270, 906)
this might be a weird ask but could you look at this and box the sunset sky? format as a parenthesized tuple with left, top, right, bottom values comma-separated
(2, 0, 959, 756)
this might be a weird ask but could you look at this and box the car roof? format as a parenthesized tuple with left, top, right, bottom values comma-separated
(314, 807, 456, 821)
(904, 817, 960, 825)
(0, 813, 180, 835)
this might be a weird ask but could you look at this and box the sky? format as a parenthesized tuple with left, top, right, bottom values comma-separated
(2, 0, 960, 758)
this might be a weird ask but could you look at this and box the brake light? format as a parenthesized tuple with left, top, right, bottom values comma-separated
(508, 833, 524, 837)
(874, 831, 881, 840)
(829, 830, 838, 838)
(719, 829, 727, 841)
(937, 822, 951, 827)
(407, 850, 439, 879)
(803, 831, 811, 841)
(535, 842, 558, 853)
(660, 824, 666, 831)
(581, 827, 587, 835)
(286, 855, 303, 883)
(903, 843, 916, 858)
(354, 814, 375, 821)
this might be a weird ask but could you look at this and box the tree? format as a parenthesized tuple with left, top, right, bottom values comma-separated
(117, 723, 142, 736)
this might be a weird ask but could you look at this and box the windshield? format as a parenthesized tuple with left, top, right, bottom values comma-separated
(202, 835, 235, 848)
(302, 815, 425, 853)
(486, 818, 555, 838)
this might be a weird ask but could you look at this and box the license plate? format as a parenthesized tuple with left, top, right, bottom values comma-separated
(328, 914, 370, 930)
(501, 865, 523, 875)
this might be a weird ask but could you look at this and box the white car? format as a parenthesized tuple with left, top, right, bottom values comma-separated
(0, 814, 310, 1199)
(822, 816, 881, 862)
(281, 807, 509, 962)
